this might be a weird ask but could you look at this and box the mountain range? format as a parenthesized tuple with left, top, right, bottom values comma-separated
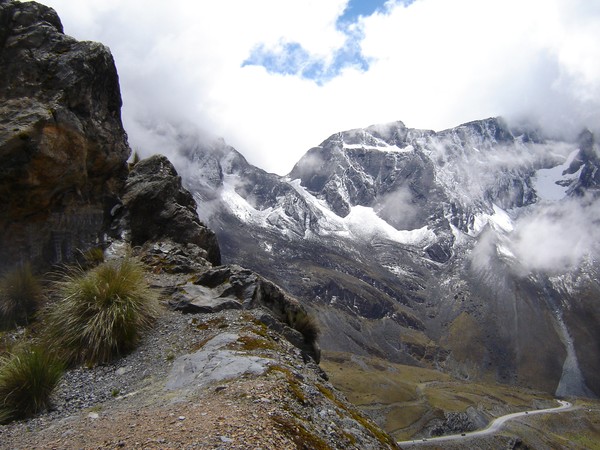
(172, 117, 600, 398)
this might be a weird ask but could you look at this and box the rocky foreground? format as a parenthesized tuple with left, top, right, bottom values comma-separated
(0, 256, 397, 449)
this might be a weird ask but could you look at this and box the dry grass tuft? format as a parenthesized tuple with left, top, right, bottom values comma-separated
(0, 346, 64, 423)
(286, 310, 320, 346)
(45, 258, 159, 366)
(0, 264, 44, 329)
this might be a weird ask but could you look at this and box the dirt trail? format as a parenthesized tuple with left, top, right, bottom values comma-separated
(398, 400, 574, 446)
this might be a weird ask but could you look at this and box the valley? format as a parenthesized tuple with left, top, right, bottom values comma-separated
(321, 351, 600, 448)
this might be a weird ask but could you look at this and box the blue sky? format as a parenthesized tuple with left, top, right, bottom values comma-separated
(242, 0, 389, 84)
(337, 0, 389, 25)
(38, 0, 600, 175)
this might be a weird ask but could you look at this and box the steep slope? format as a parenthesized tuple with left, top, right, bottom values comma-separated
(179, 118, 600, 398)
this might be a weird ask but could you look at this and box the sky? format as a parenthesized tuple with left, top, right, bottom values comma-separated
(37, 0, 600, 175)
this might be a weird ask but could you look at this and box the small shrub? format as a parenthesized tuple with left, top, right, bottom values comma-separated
(287, 310, 320, 346)
(0, 346, 64, 423)
(128, 150, 141, 170)
(45, 258, 159, 366)
(0, 264, 44, 329)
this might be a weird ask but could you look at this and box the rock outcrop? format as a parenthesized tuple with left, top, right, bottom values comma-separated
(170, 264, 320, 362)
(113, 155, 221, 266)
(0, 0, 130, 271)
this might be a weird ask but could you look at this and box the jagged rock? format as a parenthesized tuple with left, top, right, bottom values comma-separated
(425, 240, 453, 263)
(428, 409, 482, 437)
(114, 155, 221, 266)
(0, 0, 130, 270)
(169, 282, 243, 313)
(569, 129, 600, 195)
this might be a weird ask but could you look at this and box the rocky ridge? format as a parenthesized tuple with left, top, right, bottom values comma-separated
(1, 261, 396, 449)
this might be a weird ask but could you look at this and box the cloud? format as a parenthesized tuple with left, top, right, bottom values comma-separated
(508, 196, 600, 273)
(375, 187, 421, 230)
(36, 0, 600, 175)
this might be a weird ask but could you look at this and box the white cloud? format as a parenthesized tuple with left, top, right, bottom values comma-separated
(509, 197, 600, 273)
(36, 0, 600, 175)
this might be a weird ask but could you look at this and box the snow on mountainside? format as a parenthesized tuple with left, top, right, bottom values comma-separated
(175, 117, 600, 399)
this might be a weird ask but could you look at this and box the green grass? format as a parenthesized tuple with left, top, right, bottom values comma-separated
(315, 382, 398, 448)
(234, 334, 277, 352)
(268, 365, 308, 405)
(0, 346, 64, 423)
(45, 258, 159, 366)
(272, 415, 332, 450)
(321, 351, 555, 441)
(0, 264, 44, 329)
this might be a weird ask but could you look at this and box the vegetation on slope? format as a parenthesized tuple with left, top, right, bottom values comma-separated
(0, 346, 64, 423)
(0, 264, 44, 329)
(45, 257, 159, 366)
(321, 350, 556, 441)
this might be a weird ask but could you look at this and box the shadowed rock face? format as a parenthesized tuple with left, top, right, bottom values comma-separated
(0, 0, 130, 270)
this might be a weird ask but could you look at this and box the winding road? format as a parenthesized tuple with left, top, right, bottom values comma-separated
(398, 400, 574, 446)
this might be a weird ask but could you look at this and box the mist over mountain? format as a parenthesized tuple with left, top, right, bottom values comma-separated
(167, 117, 600, 398)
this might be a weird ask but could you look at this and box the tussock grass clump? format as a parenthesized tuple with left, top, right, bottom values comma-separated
(0, 264, 44, 329)
(0, 346, 64, 423)
(128, 150, 141, 170)
(46, 258, 159, 366)
(287, 310, 320, 346)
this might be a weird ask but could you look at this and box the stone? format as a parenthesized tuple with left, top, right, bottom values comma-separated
(139, 240, 212, 274)
(169, 282, 243, 314)
(165, 333, 271, 391)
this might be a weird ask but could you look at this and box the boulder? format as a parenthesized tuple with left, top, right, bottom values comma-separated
(138, 240, 212, 274)
(0, 0, 130, 270)
(165, 333, 271, 392)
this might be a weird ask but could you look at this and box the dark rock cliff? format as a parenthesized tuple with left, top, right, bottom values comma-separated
(0, 0, 129, 270)
(113, 155, 221, 266)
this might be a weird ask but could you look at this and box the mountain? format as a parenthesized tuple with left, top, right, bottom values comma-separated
(178, 118, 600, 399)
